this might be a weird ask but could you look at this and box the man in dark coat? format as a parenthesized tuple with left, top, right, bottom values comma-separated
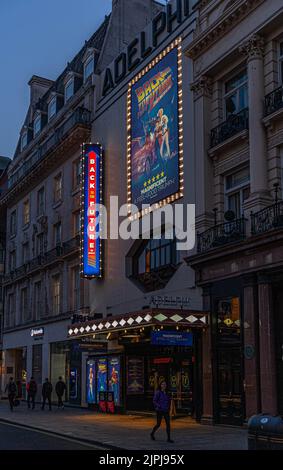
(5, 377, 17, 411)
(27, 376, 37, 410)
(41, 378, 53, 411)
(55, 376, 66, 409)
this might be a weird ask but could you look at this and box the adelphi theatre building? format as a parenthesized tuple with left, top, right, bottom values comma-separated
(68, 1, 211, 422)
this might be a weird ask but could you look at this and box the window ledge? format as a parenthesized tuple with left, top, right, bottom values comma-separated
(53, 200, 63, 210)
(262, 106, 283, 128)
(208, 129, 249, 158)
(71, 187, 80, 197)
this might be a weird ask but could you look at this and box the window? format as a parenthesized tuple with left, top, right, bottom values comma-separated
(73, 159, 81, 189)
(48, 97, 57, 121)
(52, 275, 61, 315)
(225, 167, 250, 218)
(138, 236, 178, 274)
(73, 211, 81, 236)
(279, 41, 283, 85)
(10, 210, 17, 236)
(21, 132, 28, 151)
(37, 187, 45, 216)
(6, 293, 15, 328)
(22, 242, 29, 264)
(21, 287, 29, 322)
(10, 250, 16, 271)
(71, 266, 80, 311)
(84, 55, 94, 81)
(224, 70, 248, 118)
(54, 222, 62, 246)
(36, 233, 44, 256)
(54, 173, 62, 202)
(23, 200, 30, 226)
(34, 281, 42, 320)
(34, 114, 41, 136)
(65, 78, 74, 102)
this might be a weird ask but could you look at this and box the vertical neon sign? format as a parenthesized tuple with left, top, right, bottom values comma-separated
(81, 143, 103, 278)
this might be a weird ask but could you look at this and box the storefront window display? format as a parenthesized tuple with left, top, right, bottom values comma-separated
(86, 356, 121, 407)
(50, 341, 82, 404)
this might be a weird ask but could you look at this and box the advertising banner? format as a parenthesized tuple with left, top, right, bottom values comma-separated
(108, 357, 120, 405)
(86, 360, 96, 404)
(126, 357, 144, 395)
(151, 331, 193, 346)
(129, 44, 181, 212)
(81, 143, 102, 278)
(97, 357, 107, 402)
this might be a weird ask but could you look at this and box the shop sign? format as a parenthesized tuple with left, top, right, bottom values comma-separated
(127, 357, 144, 395)
(81, 143, 103, 278)
(30, 327, 44, 339)
(102, 0, 191, 96)
(150, 295, 191, 307)
(127, 40, 183, 216)
(151, 331, 193, 346)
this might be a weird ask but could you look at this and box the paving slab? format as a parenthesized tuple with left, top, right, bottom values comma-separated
(0, 402, 247, 450)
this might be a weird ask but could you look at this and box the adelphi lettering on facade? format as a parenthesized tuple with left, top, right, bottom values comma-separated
(102, 0, 191, 96)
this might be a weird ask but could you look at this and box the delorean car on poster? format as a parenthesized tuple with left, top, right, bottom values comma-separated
(130, 47, 180, 210)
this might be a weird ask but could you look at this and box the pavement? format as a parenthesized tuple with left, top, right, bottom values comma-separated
(0, 401, 247, 450)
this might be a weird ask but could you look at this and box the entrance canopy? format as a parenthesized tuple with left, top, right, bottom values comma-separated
(68, 308, 209, 339)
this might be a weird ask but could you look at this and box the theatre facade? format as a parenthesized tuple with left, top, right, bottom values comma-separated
(67, 1, 214, 421)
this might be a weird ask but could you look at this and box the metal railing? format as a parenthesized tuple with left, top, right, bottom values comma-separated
(8, 107, 91, 189)
(251, 201, 283, 235)
(4, 236, 80, 282)
(264, 86, 283, 116)
(210, 108, 249, 148)
(197, 217, 246, 253)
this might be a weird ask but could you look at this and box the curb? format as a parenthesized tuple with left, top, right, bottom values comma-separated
(0, 418, 124, 451)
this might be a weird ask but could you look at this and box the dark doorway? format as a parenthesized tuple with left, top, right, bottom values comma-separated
(274, 283, 283, 415)
(214, 296, 244, 425)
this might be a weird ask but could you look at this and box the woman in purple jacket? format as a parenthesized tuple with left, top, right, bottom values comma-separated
(150, 381, 174, 443)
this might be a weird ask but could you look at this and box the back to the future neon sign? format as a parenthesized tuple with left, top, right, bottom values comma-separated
(81, 143, 103, 278)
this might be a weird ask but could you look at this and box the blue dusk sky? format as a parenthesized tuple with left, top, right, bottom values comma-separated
(0, 0, 113, 158)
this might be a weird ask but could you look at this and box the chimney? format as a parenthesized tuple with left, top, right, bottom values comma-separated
(28, 75, 54, 106)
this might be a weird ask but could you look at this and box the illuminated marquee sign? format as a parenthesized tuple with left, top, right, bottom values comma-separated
(127, 38, 184, 218)
(81, 143, 103, 278)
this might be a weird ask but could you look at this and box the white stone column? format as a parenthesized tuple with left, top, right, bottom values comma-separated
(240, 34, 271, 212)
(190, 76, 214, 231)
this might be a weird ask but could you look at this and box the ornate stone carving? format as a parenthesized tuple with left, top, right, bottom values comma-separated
(239, 34, 265, 60)
(190, 75, 213, 99)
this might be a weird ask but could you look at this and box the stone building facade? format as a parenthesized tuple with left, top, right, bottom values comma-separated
(186, 0, 283, 424)
(0, 0, 161, 403)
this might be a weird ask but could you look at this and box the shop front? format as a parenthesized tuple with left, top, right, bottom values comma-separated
(68, 308, 208, 418)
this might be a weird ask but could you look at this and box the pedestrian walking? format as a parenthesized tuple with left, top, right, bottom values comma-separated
(5, 377, 17, 412)
(27, 376, 37, 410)
(55, 376, 66, 409)
(41, 378, 53, 411)
(150, 381, 174, 443)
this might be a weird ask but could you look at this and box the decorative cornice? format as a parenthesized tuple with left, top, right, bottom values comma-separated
(239, 34, 265, 60)
(190, 75, 213, 99)
(185, 0, 265, 60)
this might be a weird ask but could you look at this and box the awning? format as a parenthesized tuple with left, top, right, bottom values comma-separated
(68, 308, 209, 338)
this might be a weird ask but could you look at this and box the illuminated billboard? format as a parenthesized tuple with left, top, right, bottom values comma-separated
(127, 38, 184, 218)
(81, 143, 103, 278)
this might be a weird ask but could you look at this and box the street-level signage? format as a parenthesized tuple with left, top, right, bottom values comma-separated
(30, 327, 44, 339)
(102, 0, 192, 96)
(151, 330, 193, 346)
(81, 143, 103, 278)
(151, 295, 191, 308)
